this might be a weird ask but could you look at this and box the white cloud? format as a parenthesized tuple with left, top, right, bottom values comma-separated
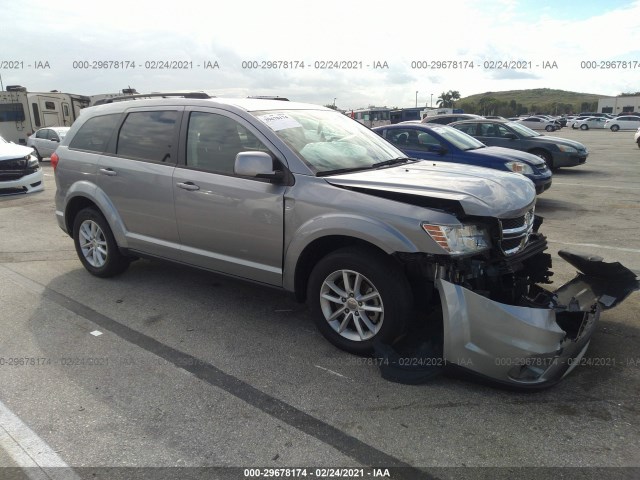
(1, 0, 639, 107)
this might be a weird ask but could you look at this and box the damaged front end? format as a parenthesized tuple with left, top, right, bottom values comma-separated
(438, 249, 638, 387)
(379, 216, 639, 388)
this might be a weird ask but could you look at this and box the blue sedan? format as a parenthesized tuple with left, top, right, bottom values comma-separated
(372, 123, 552, 194)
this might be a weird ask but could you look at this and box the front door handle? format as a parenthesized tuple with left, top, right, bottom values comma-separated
(176, 181, 200, 191)
(99, 168, 117, 176)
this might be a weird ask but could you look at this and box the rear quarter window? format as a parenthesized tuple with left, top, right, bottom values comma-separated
(69, 114, 121, 153)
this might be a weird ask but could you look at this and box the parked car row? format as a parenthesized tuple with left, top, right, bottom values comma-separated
(372, 123, 552, 194)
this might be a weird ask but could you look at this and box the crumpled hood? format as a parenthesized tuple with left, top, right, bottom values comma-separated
(472, 146, 546, 167)
(0, 142, 34, 162)
(324, 160, 536, 218)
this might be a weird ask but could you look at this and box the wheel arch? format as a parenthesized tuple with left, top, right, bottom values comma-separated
(62, 184, 128, 248)
(527, 148, 553, 168)
(291, 236, 395, 302)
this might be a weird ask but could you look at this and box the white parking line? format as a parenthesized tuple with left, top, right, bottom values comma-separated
(0, 399, 80, 479)
(548, 239, 640, 254)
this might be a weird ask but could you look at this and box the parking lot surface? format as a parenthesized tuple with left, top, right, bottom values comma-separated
(0, 129, 639, 479)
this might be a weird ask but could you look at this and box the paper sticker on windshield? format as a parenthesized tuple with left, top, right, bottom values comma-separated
(257, 113, 302, 131)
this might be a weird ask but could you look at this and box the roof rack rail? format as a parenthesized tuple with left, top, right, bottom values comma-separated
(99, 92, 213, 104)
(247, 96, 290, 101)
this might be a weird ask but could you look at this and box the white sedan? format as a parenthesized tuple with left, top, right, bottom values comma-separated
(0, 136, 44, 195)
(515, 116, 557, 132)
(572, 117, 608, 130)
(26, 127, 70, 160)
(604, 115, 640, 132)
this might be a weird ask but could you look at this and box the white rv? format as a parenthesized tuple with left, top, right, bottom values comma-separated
(0, 86, 89, 145)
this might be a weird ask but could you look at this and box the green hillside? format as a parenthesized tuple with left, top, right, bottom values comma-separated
(456, 88, 611, 116)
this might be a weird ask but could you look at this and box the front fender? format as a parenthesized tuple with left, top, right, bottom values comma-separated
(282, 213, 421, 291)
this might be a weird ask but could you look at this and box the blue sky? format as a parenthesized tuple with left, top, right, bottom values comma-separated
(1, 0, 639, 109)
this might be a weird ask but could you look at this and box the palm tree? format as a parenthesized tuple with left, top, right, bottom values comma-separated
(436, 90, 461, 108)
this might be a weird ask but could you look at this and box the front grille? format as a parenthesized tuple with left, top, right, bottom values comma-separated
(0, 172, 26, 181)
(498, 208, 535, 256)
(501, 216, 526, 231)
(0, 158, 28, 170)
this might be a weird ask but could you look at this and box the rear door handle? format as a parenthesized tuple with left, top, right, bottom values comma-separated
(176, 181, 200, 191)
(99, 168, 117, 176)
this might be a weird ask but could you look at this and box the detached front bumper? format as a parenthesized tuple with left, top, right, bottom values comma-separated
(438, 250, 639, 387)
(376, 250, 638, 388)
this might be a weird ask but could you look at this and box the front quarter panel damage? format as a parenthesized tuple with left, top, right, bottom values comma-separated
(438, 251, 639, 387)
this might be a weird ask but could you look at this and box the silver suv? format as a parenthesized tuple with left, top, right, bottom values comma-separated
(53, 93, 637, 387)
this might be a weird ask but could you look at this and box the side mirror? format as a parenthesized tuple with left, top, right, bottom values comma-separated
(504, 133, 517, 140)
(52, 137, 60, 142)
(235, 151, 285, 182)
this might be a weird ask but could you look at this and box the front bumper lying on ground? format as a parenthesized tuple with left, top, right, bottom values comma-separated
(377, 250, 639, 388)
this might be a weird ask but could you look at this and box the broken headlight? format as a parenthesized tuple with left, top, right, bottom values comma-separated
(27, 155, 39, 168)
(422, 223, 491, 255)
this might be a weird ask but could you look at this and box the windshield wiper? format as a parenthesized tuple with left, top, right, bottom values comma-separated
(317, 165, 377, 177)
(370, 157, 413, 168)
(317, 157, 414, 177)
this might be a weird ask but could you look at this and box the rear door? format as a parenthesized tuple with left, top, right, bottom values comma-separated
(173, 108, 286, 286)
(96, 107, 183, 259)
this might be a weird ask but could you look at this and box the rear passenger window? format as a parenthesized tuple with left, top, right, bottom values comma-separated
(455, 124, 477, 135)
(69, 114, 120, 153)
(186, 112, 269, 175)
(117, 111, 178, 163)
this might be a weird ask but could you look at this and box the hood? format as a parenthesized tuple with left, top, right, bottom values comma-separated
(471, 146, 546, 167)
(0, 141, 35, 162)
(530, 135, 586, 151)
(324, 161, 536, 218)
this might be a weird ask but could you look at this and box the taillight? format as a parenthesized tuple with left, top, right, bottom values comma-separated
(51, 152, 59, 170)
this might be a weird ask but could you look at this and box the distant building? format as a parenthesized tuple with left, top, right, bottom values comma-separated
(598, 96, 640, 115)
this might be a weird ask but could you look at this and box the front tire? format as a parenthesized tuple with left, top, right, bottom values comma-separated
(72, 208, 130, 277)
(307, 247, 412, 355)
(530, 149, 553, 169)
(545, 125, 555, 132)
(611, 125, 620, 132)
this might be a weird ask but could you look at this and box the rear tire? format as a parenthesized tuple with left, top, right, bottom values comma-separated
(580, 124, 588, 130)
(72, 208, 130, 277)
(307, 247, 412, 355)
(545, 125, 555, 132)
(611, 125, 620, 132)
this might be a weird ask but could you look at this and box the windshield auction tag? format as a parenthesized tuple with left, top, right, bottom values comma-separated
(257, 113, 302, 131)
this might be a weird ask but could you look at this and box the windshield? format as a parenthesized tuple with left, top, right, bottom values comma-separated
(430, 125, 485, 151)
(507, 121, 541, 138)
(252, 109, 404, 174)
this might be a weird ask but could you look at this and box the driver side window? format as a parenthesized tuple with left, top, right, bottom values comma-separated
(186, 112, 270, 175)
